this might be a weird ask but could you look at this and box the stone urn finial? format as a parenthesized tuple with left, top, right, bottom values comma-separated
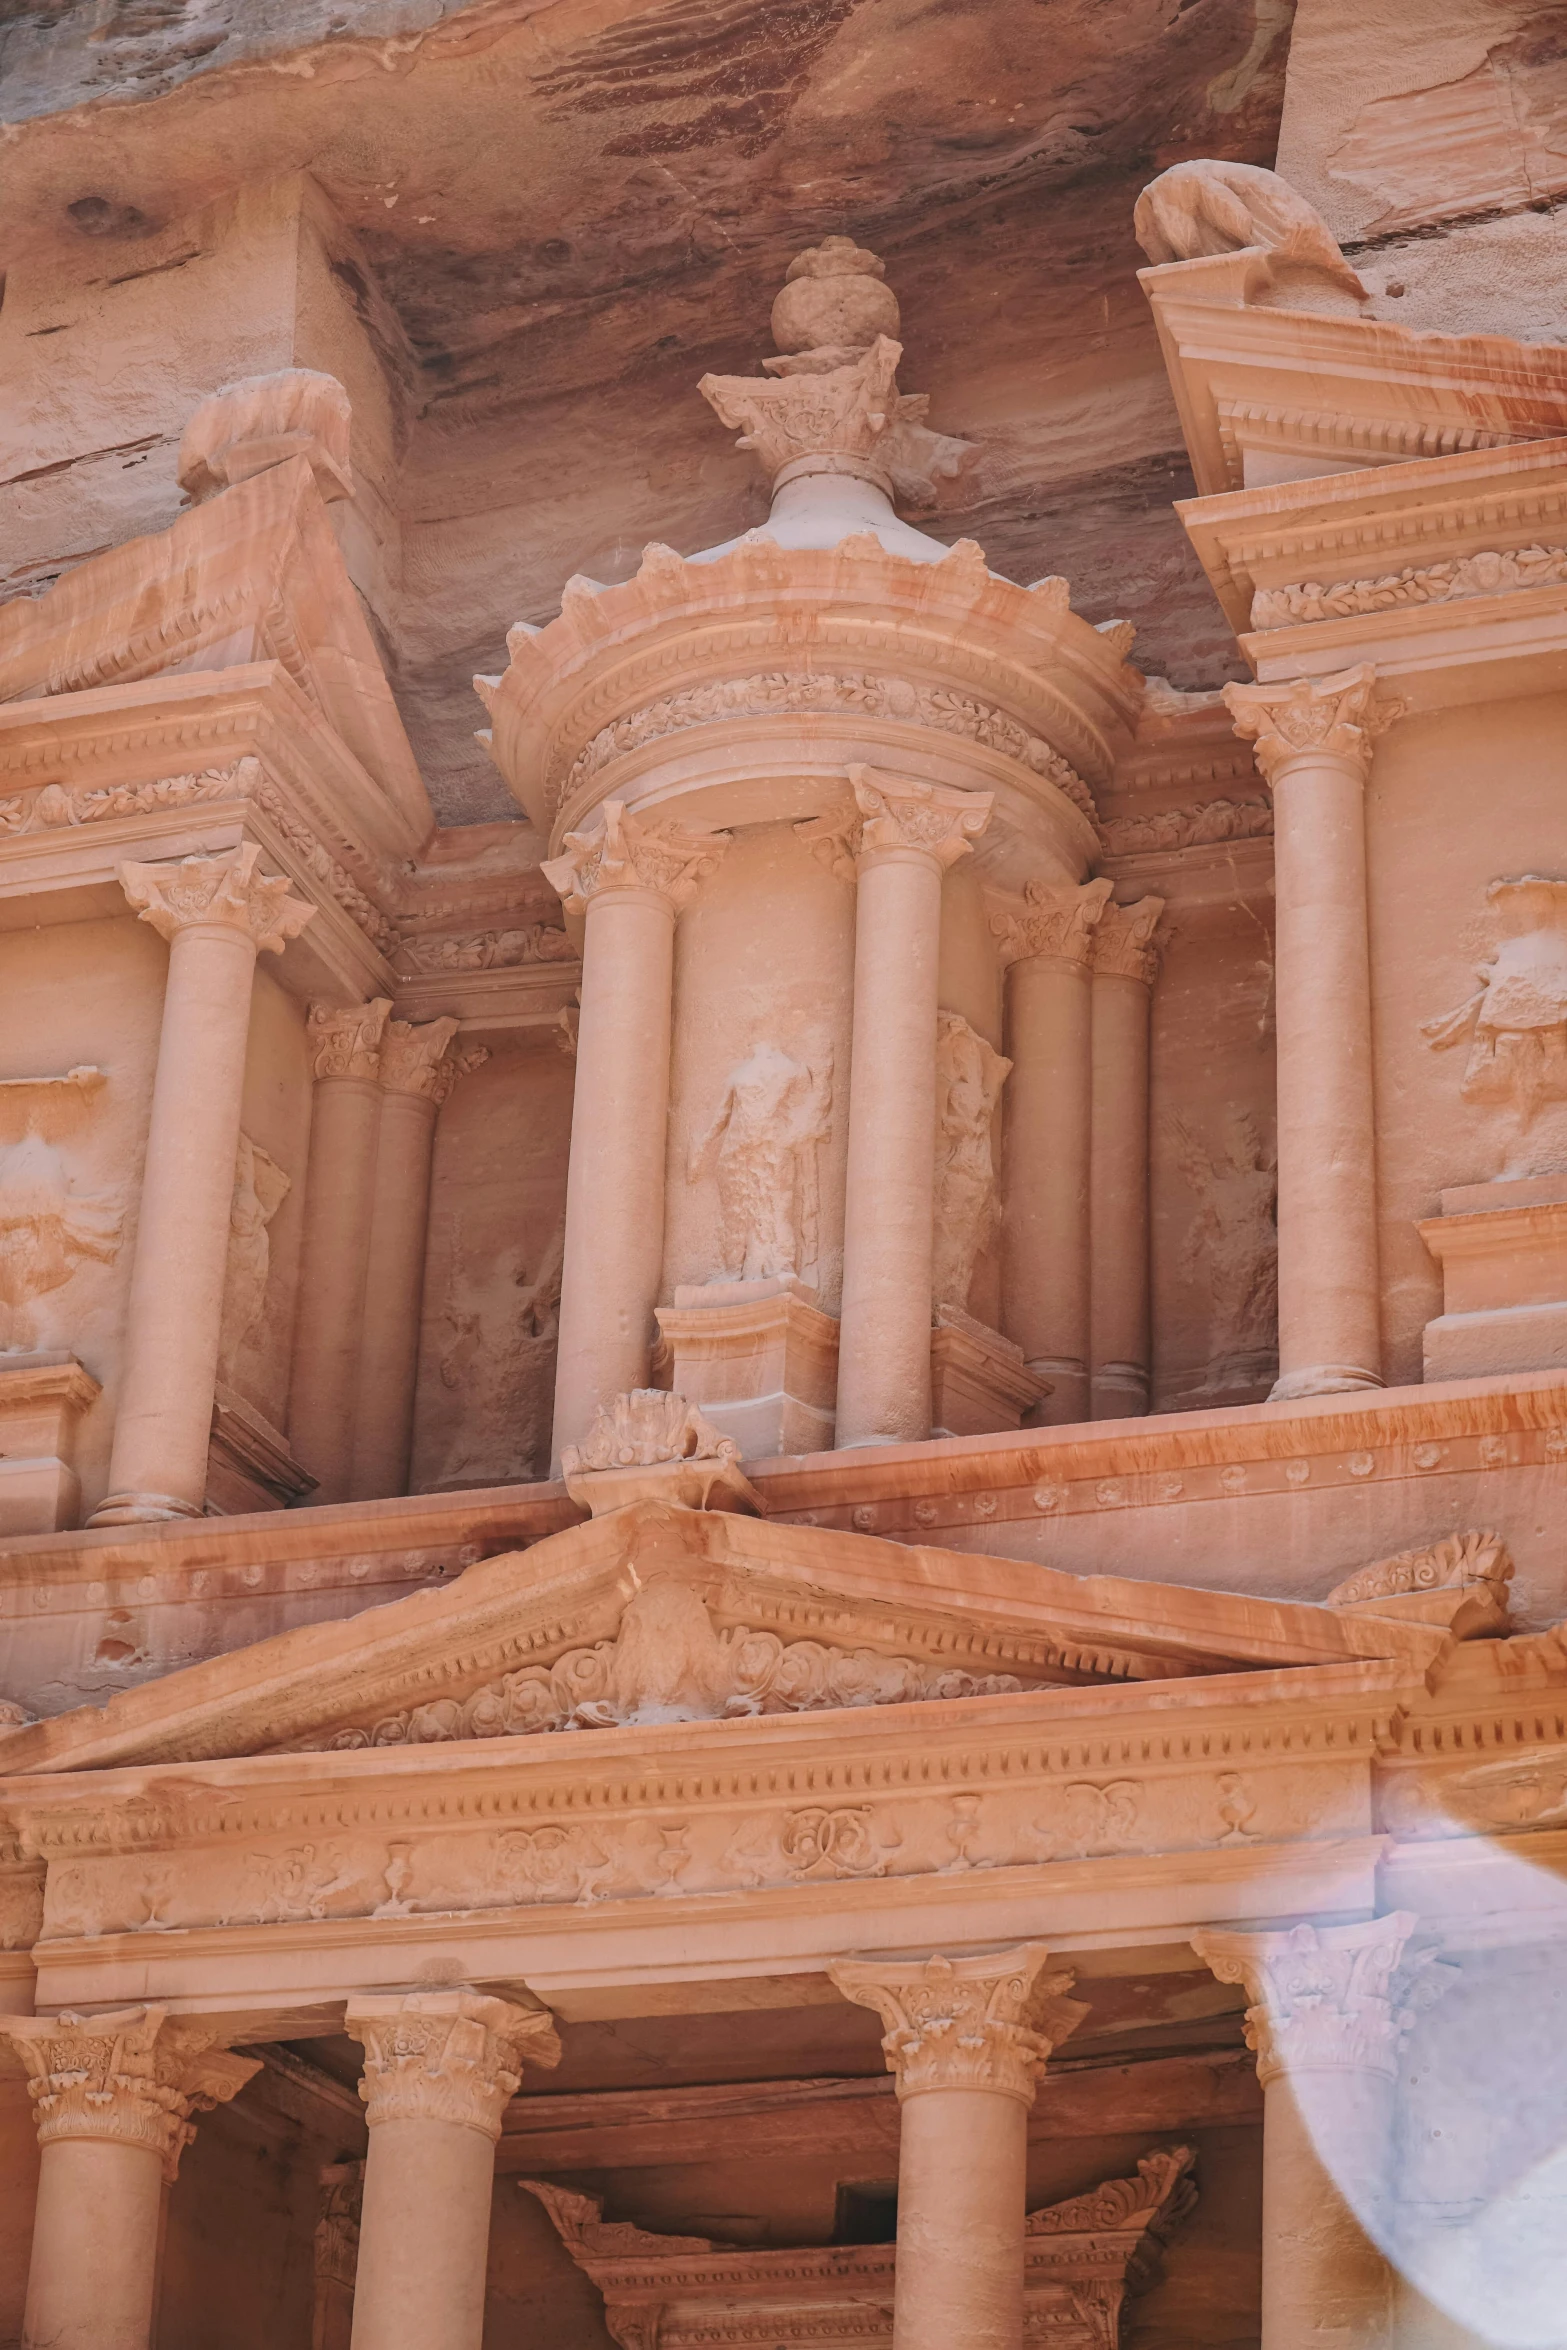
(770, 237, 900, 362)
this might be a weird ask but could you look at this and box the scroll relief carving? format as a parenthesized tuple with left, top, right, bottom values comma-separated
(1253, 545, 1567, 631)
(688, 1040, 834, 1284)
(933, 1011, 1009, 1313)
(1165, 1108, 1278, 1394)
(0, 1075, 123, 1350)
(1327, 1529, 1512, 1609)
(308, 1573, 1023, 1750)
(218, 1133, 290, 1378)
(0, 757, 256, 836)
(308, 996, 392, 1082)
(1101, 796, 1272, 855)
(395, 922, 576, 973)
(555, 671, 1098, 825)
(1423, 876, 1567, 1177)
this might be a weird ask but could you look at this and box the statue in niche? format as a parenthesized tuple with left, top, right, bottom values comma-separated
(218, 1134, 291, 1378)
(1423, 876, 1567, 1178)
(688, 1041, 834, 1284)
(932, 1012, 1010, 1313)
(0, 1127, 122, 1351)
(1166, 1108, 1278, 1392)
(433, 1214, 565, 1484)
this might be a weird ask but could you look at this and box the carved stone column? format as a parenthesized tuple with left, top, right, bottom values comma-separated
(1224, 665, 1402, 1400)
(91, 846, 314, 1525)
(0, 2004, 258, 2350)
(835, 767, 992, 1448)
(350, 1018, 478, 1502)
(992, 878, 1112, 1424)
(288, 997, 392, 1503)
(831, 1946, 1086, 2350)
(345, 1989, 562, 2350)
(1088, 895, 1164, 1420)
(1193, 1915, 1424, 2350)
(542, 800, 730, 1468)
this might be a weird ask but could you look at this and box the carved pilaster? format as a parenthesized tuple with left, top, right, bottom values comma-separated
(990, 875, 1113, 967)
(1222, 664, 1405, 788)
(847, 764, 992, 870)
(1089, 895, 1166, 985)
(542, 799, 731, 918)
(378, 1015, 487, 1105)
(306, 997, 392, 1081)
(1191, 1914, 1438, 2086)
(345, 1989, 562, 2141)
(830, 1945, 1088, 2104)
(119, 841, 315, 954)
(0, 2004, 259, 2180)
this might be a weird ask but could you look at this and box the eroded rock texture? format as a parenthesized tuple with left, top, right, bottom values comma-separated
(0, 0, 1292, 818)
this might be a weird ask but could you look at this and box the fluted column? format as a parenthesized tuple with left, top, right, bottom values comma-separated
(992, 877, 1112, 1425)
(350, 1017, 480, 1501)
(0, 2004, 258, 2350)
(345, 1989, 561, 2350)
(92, 846, 314, 1525)
(831, 1946, 1086, 2350)
(1088, 895, 1164, 1419)
(288, 997, 392, 1502)
(1224, 666, 1403, 1400)
(1193, 1914, 1426, 2350)
(542, 800, 730, 1468)
(836, 766, 992, 1448)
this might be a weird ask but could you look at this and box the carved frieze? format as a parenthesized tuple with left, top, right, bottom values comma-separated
(689, 1041, 835, 1285)
(1252, 544, 1567, 631)
(0, 758, 255, 836)
(395, 923, 576, 973)
(932, 1011, 1009, 1313)
(1099, 796, 1272, 856)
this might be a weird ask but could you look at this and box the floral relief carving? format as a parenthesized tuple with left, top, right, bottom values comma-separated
(218, 1133, 290, 1377)
(345, 1989, 561, 2139)
(990, 876, 1113, 968)
(313, 1574, 1022, 1750)
(725, 1804, 900, 1888)
(1100, 796, 1272, 856)
(395, 922, 577, 973)
(307, 997, 392, 1082)
(1252, 544, 1567, 631)
(0, 2005, 259, 2178)
(556, 672, 1097, 824)
(380, 1016, 473, 1104)
(830, 1945, 1088, 2102)
(932, 1011, 1010, 1313)
(1035, 1779, 1142, 1861)
(1222, 664, 1404, 787)
(247, 777, 400, 954)
(1089, 897, 1166, 986)
(542, 799, 732, 915)
(0, 757, 256, 835)
(120, 840, 315, 952)
(1423, 876, 1567, 1177)
(1327, 1530, 1512, 1608)
(688, 1041, 835, 1284)
(848, 764, 992, 868)
(562, 1389, 739, 1475)
(1166, 1109, 1278, 1395)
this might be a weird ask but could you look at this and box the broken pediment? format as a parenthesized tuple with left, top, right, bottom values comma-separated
(0, 433, 430, 837)
(0, 1502, 1471, 1777)
(521, 2147, 1196, 2350)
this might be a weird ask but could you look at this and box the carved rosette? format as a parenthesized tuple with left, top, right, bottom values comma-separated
(379, 1016, 486, 1106)
(542, 799, 732, 918)
(847, 765, 992, 871)
(0, 2004, 260, 2179)
(119, 841, 315, 956)
(1222, 664, 1405, 789)
(829, 1944, 1088, 2104)
(1089, 895, 1166, 985)
(307, 997, 392, 1083)
(990, 876, 1114, 968)
(345, 1989, 562, 2140)
(1191, 1915, 1438, 2087)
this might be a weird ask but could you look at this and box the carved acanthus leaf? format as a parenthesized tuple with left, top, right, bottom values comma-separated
(307, 1572, 1023, 1751)
(1090, 896, 1166, 985)
(1026, 2146, 1197, 2241)
(563, 1389, 738, 1475)
(849, 765, 991, 869)
(1191, 1915, 1439, 2086)
(1326, 1531, 1511, 1609)
(0, 2004, 259, 2179)
(542, 799, 731, 916)
(345, 1989, 560, 2140)
(1252, 544, 1567, 630)
(307, 997, 392, 1082)
(380, 1016, 463, 1103)
(991, 876, 1113, 968)
(830, 1944, 1088, 2103)
(1223, 665, 1404, 787)
(247, 777, 401, 954)
(120, 841, 315, 955)
(1101, 797, 1272, 856)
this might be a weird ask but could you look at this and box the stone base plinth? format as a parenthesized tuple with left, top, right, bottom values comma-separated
(0, 1352, 100, 1534)
(930, 1307, 1049, 1439)
(207, 1385, 318, 1515)
(654, 1277, 839, 1459)
(1420, 1181, 1567, 1381)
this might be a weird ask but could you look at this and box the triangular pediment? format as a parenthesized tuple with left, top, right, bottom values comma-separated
(0, 1502, 1470, 1778)
(0, 456, 430, 833)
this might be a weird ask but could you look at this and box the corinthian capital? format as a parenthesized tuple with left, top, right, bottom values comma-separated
(1192, 1915, 1437, 2086)
(1222, 664, 1405, 788)
(120, 841, 315, 955)
(0, 2004, 259, 2179)
(1090, 894, 1166, 984)
(379, 1015, 479, 1104)
(829, 1944, 1088, 2104)
(990, 875, 1113, 968)
(345, 1989, 561, 2140)
(542, 799, 732, 918)
(307, 997, 392, 1082)
(848, 765, 992, 871)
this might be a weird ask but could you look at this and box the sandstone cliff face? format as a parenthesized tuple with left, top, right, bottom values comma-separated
(0, 0, 1293, 819)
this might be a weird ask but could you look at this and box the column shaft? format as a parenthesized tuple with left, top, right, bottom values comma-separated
(1262, 2069, 1395, 2350)
(837, 847, 945, 1447)
(1088, 898, 1162, 1420)
(348, 2116, 497, 2350)
(93, 847, 313, 1525)
(23, 2136, 164, 2350)
(892, 2086, 1028, 2350)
